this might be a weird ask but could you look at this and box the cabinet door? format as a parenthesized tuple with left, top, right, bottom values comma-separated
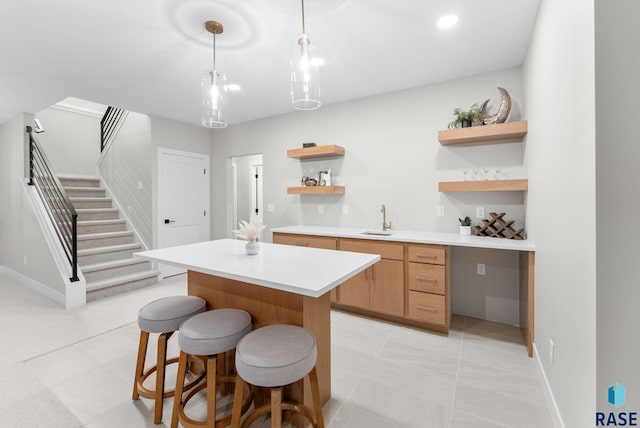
(338, 269, 371, 310)
(370, 259, 404, 317)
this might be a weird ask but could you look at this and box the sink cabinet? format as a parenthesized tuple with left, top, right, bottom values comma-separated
(274, 232, 451, 334)
(338, 239, 404, 317)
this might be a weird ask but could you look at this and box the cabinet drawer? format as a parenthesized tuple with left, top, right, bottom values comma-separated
(339, 239, 403, 260)
(273, 233, 337, 250)
(407, 244, 446, 265)
(408, 263, 445, 295)
(408, 291, 446, 325)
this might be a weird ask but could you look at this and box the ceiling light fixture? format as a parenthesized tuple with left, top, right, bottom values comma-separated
(437, 14, 459, 29)
(291, 0, 321, 110)
(202, 20, 228, 128)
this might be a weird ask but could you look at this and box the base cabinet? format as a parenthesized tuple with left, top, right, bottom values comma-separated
(274, 232, 450, 333)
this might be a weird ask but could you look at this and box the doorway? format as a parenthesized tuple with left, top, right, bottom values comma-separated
(231, 154, 263, 230)
(157, 148, 210, 277)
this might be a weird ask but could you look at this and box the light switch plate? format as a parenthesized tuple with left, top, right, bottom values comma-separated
(267, 204, 275, 212)
(477, 263, 485, 275)
(476, 207, 485, 218)
(342, 204, 349, 214)
(437, 206, 445, 217)
(318, 205, 324, 214)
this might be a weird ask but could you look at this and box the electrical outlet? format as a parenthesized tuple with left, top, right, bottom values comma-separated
(437, 206, 445, 217)
(476, 207, 485, 218)
(549, 339, 555, 365)
(477, 263, 485, 275)
(342, 204, 349, 214)
(318, 205, 324, 214)
(137, 180, 143, 190)
(267, 203, 275, 212)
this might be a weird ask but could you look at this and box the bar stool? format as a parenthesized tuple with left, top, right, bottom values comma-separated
(133, 295, 207, 424)
(172, 308, 253, 428)
(230, 324, 325, 428)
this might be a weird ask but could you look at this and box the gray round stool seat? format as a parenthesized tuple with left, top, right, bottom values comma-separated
(133, 295, 207, 424)
(138, 295, 207, 333)
(171, 308, 252, 428)
(230, 324, 325, 428)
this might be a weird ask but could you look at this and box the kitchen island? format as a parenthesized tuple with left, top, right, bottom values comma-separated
(134, 238, 380, 411)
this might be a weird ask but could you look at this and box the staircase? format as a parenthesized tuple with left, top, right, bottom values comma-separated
(58, 175, 160, 301)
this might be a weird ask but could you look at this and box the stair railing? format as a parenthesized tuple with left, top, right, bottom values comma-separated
(26, 126, 79, 282)
(100, 106, 127, 152)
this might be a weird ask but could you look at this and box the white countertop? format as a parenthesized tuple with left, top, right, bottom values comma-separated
(271, 225, 536, 252)
(134, 238, 380, 298)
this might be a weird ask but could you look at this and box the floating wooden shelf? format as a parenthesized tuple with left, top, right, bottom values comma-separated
(438, 121, 528, 145)
(287, 186, 345, 195)
(287, 144, 345, 159)
(438, 179, 528, 192)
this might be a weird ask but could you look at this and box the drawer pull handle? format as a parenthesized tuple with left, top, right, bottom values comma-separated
(416, 305, 437, 312)
(416, 254, 437, 259)
(295, 242, 310, 247)
(416, 276, 437, 282)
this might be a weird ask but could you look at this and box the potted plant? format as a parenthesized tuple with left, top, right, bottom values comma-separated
(233, 217, 266, 255)
(448, 103, 485, 129)
(459, 217, 472, 235)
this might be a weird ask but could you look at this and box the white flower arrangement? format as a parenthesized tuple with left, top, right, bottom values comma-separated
(232, 217, 266, 242)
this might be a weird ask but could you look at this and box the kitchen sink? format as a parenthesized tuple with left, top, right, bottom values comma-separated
(361, 230, 393, 236)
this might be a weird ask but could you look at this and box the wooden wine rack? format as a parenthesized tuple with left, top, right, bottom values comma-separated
(473, 212, 525, 240)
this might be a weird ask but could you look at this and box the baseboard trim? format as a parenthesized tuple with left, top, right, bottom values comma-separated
(0, 265, 65, 306)
(534, 343, 565, 428)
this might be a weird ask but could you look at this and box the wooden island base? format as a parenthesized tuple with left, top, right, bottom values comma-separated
(187, 270, 331, 418)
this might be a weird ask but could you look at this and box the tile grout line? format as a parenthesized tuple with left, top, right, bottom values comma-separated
(447, 316, 466, 427)
(23, 321, 137, 363)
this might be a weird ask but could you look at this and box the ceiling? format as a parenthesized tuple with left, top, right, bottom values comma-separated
(0, 0, 540, 127)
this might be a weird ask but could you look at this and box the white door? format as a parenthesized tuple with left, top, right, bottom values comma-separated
(158, 148, 210, 277)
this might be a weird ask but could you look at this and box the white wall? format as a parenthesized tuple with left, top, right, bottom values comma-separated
(212, 66, 527, 326)
(99, 112, 154, 248)
(595, 0, 640, 412)
(0, 113, 69, 295)
(523, 0, 596, 425)
(34, 103, 102, 176)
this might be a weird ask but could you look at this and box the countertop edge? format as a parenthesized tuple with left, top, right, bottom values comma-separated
(271, 225, 536, 251)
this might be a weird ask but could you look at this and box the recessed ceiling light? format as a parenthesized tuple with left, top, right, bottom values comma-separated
(437, 14, 458, 29)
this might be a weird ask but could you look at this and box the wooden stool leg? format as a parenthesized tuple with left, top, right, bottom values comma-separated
(271, 387, 282, 428)
(308, 367, 325, 428)
(132, 330, 149, 400)
(217, 351, 227, 396)
(171, 351, 189, 428)
(231, 376, 246, 428)
(154, 332, 169, 424)
(206, 355, 218, 426)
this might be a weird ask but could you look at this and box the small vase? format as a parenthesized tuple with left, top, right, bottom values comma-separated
(459, 226, 471, 236)
(245, 240, 259, 255)
(461, 119, 472, 128)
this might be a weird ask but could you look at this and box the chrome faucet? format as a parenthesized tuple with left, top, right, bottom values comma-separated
(381, 204, 391, 231)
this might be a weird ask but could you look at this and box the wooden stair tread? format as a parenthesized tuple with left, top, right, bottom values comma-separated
(77, 230, 133, 240)
(81, 258, 149, 273)
(85, 270, 160, 291)
(77, 242, 141, 256)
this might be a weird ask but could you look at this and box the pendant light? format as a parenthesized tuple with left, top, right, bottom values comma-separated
(202, 21, 228, 128)
(291, 0, 321, 110)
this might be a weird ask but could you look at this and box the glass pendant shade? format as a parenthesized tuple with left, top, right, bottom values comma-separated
(291, 33, 321, 110)
(201, 69, 228, 128)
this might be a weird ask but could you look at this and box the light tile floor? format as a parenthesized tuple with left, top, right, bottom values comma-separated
(0, 273, 553, 427)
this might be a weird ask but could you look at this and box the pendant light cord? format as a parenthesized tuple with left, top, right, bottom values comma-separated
(301, 0, 306, 34)
(212, 31, 217, 70)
